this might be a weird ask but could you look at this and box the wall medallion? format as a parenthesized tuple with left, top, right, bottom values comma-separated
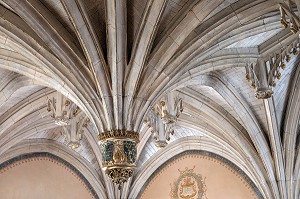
(170, 166, 207, 199)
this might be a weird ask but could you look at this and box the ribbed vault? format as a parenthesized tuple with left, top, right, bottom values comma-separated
(0, 0, 299, 198)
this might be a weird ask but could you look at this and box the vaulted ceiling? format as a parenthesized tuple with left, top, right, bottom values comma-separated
(0, 0, 300, 198)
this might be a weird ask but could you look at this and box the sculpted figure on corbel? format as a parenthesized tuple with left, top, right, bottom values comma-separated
(245, 39, 299, 99)
(47, 92, 90, 149)
(280, 1, 300, 34)
(145, 92, 183, 147)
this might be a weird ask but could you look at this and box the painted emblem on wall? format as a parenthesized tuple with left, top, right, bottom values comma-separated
(170, 166, 207, 199)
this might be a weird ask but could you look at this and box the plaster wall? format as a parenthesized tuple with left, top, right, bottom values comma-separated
(141, 154, 257, 199)
(0, 157, 94, 199)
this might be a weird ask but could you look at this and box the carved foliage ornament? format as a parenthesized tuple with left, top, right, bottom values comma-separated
(280, 2, 300, 34)
(63, 116, 90, 149)
(47, 92, 89, 149)
(170, 167, 207, 199)
(244, 2, 300, 99)
(254, 88, 273, 99)
(98, 130, 139, 189)
(245, 39, 299, 99)
(145, 94, 183, 147)
(47, 93, 80, 126)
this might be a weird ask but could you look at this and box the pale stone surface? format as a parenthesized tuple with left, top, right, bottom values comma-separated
(0, 0, 299, 198)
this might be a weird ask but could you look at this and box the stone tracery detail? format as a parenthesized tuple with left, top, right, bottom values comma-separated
(145, 93, 183, 147)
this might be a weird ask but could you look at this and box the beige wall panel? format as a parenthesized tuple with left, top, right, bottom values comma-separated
(0, 157, 94, 199)
(141, 154, 257, 199)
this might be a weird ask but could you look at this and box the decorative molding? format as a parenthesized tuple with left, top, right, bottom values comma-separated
(98, 130, 139, 143)
(137, 150, 263, 199)
(0, 152, 99, 199)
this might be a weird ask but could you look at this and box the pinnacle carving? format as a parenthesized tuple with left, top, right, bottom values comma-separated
(244, 2, 300, 100)
(47, 92, 89, 149)
(145, 93, 183, 147)
(245, 39, 299, 99)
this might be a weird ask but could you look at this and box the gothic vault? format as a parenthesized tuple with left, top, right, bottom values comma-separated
(0, 0, 300, 198)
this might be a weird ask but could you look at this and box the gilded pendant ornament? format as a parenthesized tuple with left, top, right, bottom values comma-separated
(98, 130, 139, 189)
(170, 167, 207, 199)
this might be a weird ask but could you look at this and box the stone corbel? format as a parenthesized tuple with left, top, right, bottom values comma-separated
(145, 93, 183, 147)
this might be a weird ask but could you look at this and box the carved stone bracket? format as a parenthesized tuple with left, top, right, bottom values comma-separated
(245, 39, 299, 99)
(98, 130, 139, 189)
(47, 92, 89, 149)
(145, 93, 183, 147)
